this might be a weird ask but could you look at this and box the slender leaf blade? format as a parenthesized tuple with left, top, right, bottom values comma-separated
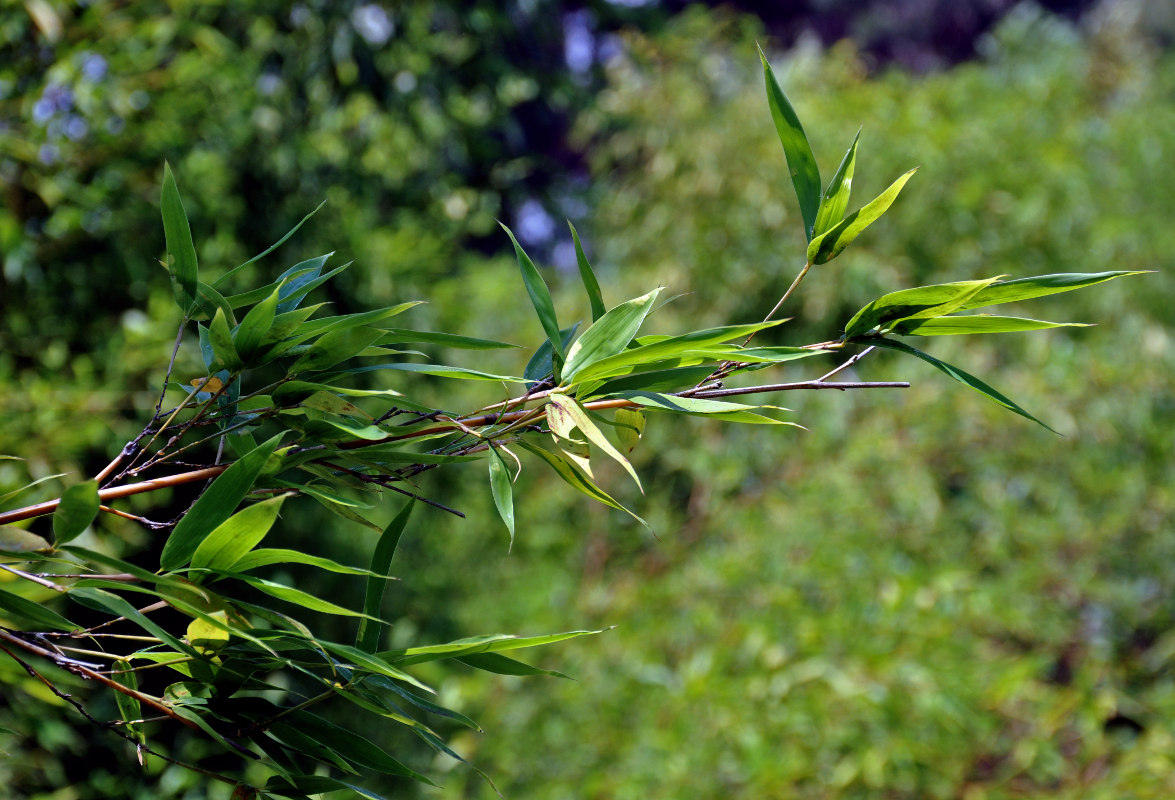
(569, 221, 606, 321)
(844, 278, 1002, 339)
(501, 224, 565, 361)
(161, 162, 198, 311)
(190, 494, 288, 572)
(807, 168, 918, 264)
(758, 46, 821, 241)
(159, 434, 283, 571)
(487, 447, 515, 550)
(892, 315, 1092, 336)
(955, 271, 1150, 311)
(563, 288, 662, 380)
(813, 129, 860, 238)
(357, 499, 413, 653)
(0, 587, 76, 631)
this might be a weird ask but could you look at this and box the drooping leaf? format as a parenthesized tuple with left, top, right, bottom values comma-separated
(0, 586, 76, 631)
(548, 394, 642, 492)
(569, 221, 606, 321)
(616, 392, 794, 425)
(614, 408, 646, 452)
(189, 494, 288, 573)
(501, 223, 565, 362)
(69, 586, 196, 655)
(237, 575, 378, 618)
(186, 610, 232, 652)
(562, 288, 662, 380)
(51, 479, 99, 545)
(161, 162, 199, 312)
(758, 46, 821, 242)
(264, 775, 394, 799)
(580, 365, 716, 399)
(301, 418, 388, 442)
(807, 168, 918, 265)
(954, 271, 1150, 311)
(357, 499, 413, 653)
(319, 639, 433, 693)
(188, 281, 236, 324)
(891, 315, 1091, 336)
(159, 434, 284, 571)
(813, 129, 860, 238)
(0, 472, 68, 509)
(518, 441, 647, 528)
(343, 362, 526, 382)
(110, 661, 143, 742)
(487, 447, 515, 550)
(843, 278, 1003, 339)
(871, 338, 1055, 431)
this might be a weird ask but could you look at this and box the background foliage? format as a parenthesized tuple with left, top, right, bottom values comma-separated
(1, 1, 1172, 798)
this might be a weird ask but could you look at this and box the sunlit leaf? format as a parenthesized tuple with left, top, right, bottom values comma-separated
(162, 162, 198, 312)
(458, 652, 570, 678)
(190, 494, 288, 573)
(208, 306, 243, 371)
(51, 479, 99, 545)
(518, 441, 647, 528)
(843, 277, 1002, 339)
(228, 548, 390, 577)
(954, 270, 1150, 311)
(892, 315, 1091, 336)
(616, 391, 794, 425)
(807, 168, 917, 264)
(563, 288, 662, 380)
(614, 408, 645, 452)
(385, 629, 607, 665)
(548, 394, 642, 492)
(160, 434, 284, 571)
(186, 610, 232, 652)
(69, 587, 196, 654)
(813, 129, 860, 238)
(758, 46, 821, 241)
(376, 329, 519, 350)
(290, 327, 385, 373)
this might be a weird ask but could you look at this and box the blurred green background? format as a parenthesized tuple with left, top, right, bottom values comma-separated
(2, 1, 1173, 797)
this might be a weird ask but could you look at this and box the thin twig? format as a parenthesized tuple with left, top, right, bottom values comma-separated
(818, 345, 875, 382)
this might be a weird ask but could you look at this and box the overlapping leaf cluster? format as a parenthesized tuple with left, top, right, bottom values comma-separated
(0, 54, 1143, 798)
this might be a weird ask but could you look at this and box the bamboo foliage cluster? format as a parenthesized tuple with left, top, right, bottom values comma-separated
(0, 55, 1144, 798)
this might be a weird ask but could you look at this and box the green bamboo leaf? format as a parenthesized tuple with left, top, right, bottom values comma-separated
(362, 675, 481, 730)
(813, 130, 860, 238)
(581, 365, 716, 399)
(0, 526, 52, 554)
(0, 586, 76, 631)
(290, 327, 385, 373)
(458, 652, 570, 678)
(215, 199, 327, 287)
(52, 479, 99, 544)
(487, 447, 515, 550)
(376, 329, 519, 350)
(562, 288, 662, 380)
(525, 323, 580, 383)
(273, 381, 403, 402)
(227, 548, 390, 577)
(298, 390, 368, 418)
(290, 303, 422, 340)
(892, 315, 1092, 336)
(188, 281, 236, 323)
(871, 338, 1055, 431)
(758, 46, 822, 242)
(344, 362, 526, 382)
(339, 446, 479, 465)
(110, 662, 143, 742)
(320, 639, 433, 693)
(161, 162, 199, 312)
(616, 392, 795, 425)
(233, 286, 280, 361)
(357, 499, 413, 653)
(807, 168, 918, 265)
(844, 277, 1003, 339)
(384, 629, 607, 665)
(208, 306, 243, 371)
(501, 223, 565, 362)
(283, 711, 435, 781)
(0, 471, 67, 509)
(518, 441, 647, 528)
(239, 575, 377, 618)
(275, 253, 336, 313)
(301, 418, 388, 441)
(569, 221, 606, 321)
(189, 494, 288, 573)
(570, 321, 786, 385)
(954, 271, 1150, 311)
(69, 586, 196, 654)
(548, 394, 642, 492)
(186, 610, 231, 652)
(159, 434, 284, 571)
